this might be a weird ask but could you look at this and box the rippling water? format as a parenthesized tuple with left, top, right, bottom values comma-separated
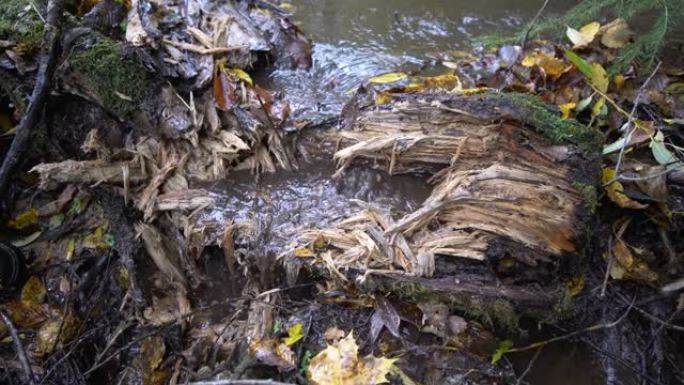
(200, 160, 431, 253)
(270, 0, 573, 120)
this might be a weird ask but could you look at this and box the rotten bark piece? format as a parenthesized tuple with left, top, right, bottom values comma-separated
(30, 160, 146, 189)
(155, 189, 216, 212)
(136, 161, 178, 222)
(136, 222, 188, 287)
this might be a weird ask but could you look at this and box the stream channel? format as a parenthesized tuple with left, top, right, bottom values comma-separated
(199, 1, 612, 384)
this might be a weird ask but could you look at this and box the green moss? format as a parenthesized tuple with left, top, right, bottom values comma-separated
(0, 1, 45, 50)
(487, 93, 603, 153)
(572, 181, 598, 214)
(552, 287, 576, 320)
(69, 37, 153, 117)
(382, 281, 519, 332)
(450, 297, 519, 332)
(383, 281, 434, 302)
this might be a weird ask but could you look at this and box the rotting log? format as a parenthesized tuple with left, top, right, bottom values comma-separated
(290, 92, 602, 327)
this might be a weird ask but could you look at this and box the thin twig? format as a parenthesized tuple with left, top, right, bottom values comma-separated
(0, 310, 35, 385)
(29, 0, 46, 24)
(82, 325, 163, 377)
(616, 296, 684, 332)
(600, 236, 613, 297)
(614, 61, 662, 177)
(515, 347, 543, 385)
(521, 0, 550, 50)
(0, 0, 65, 197)
(507, 296, 635, 353)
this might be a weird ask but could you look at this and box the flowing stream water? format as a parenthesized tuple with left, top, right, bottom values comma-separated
(202, 1, 611, 383)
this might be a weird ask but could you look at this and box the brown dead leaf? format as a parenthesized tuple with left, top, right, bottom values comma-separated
(602, 168, 648, 209)
(250, 338, 296, 371)
(372, 296, 401, 339)
(2, 300, 47, 329)
(213, 63, 237, 111)
(611, 239, 658, 283)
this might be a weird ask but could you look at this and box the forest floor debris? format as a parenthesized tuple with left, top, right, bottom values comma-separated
(0, 1, 683, 385)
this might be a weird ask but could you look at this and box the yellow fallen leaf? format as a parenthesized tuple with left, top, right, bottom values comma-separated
(142, 336, 165, 371)
(65, 238, 76, 261)
(279, 2, 294, 12)
(374, 91, 393, 105)
(7, 208, 39, 230)
(566, 22, 600, 48)
(21, 276, 46, 307)
(521, 52, 568, 77)
(566, 275, 585, 297)
(82, 227, 110, 250)
(591, 63, 609, 93)
(283, 322, 304, 346)
(459, 86, 490, 95)
(591, 97, 606, 117)
(402, 82, 426, 93)
(307, 332, 396, 385)
(613, 74, 626, 90)
(600, 19, 633, 49)
(294, 247, 315, 258)
(422, 74, 461, 91)
(602, 168, 648, 209)
(224, 67, 253, 87)
(559, 102, 576, 119)
(368, 72, 408, 84)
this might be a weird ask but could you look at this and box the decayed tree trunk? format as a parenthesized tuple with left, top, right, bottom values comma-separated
(293, 93, 601, 326)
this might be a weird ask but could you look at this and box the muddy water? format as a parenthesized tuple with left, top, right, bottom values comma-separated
(207, 1, 608, 384)
(271, 0, 574, 120)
